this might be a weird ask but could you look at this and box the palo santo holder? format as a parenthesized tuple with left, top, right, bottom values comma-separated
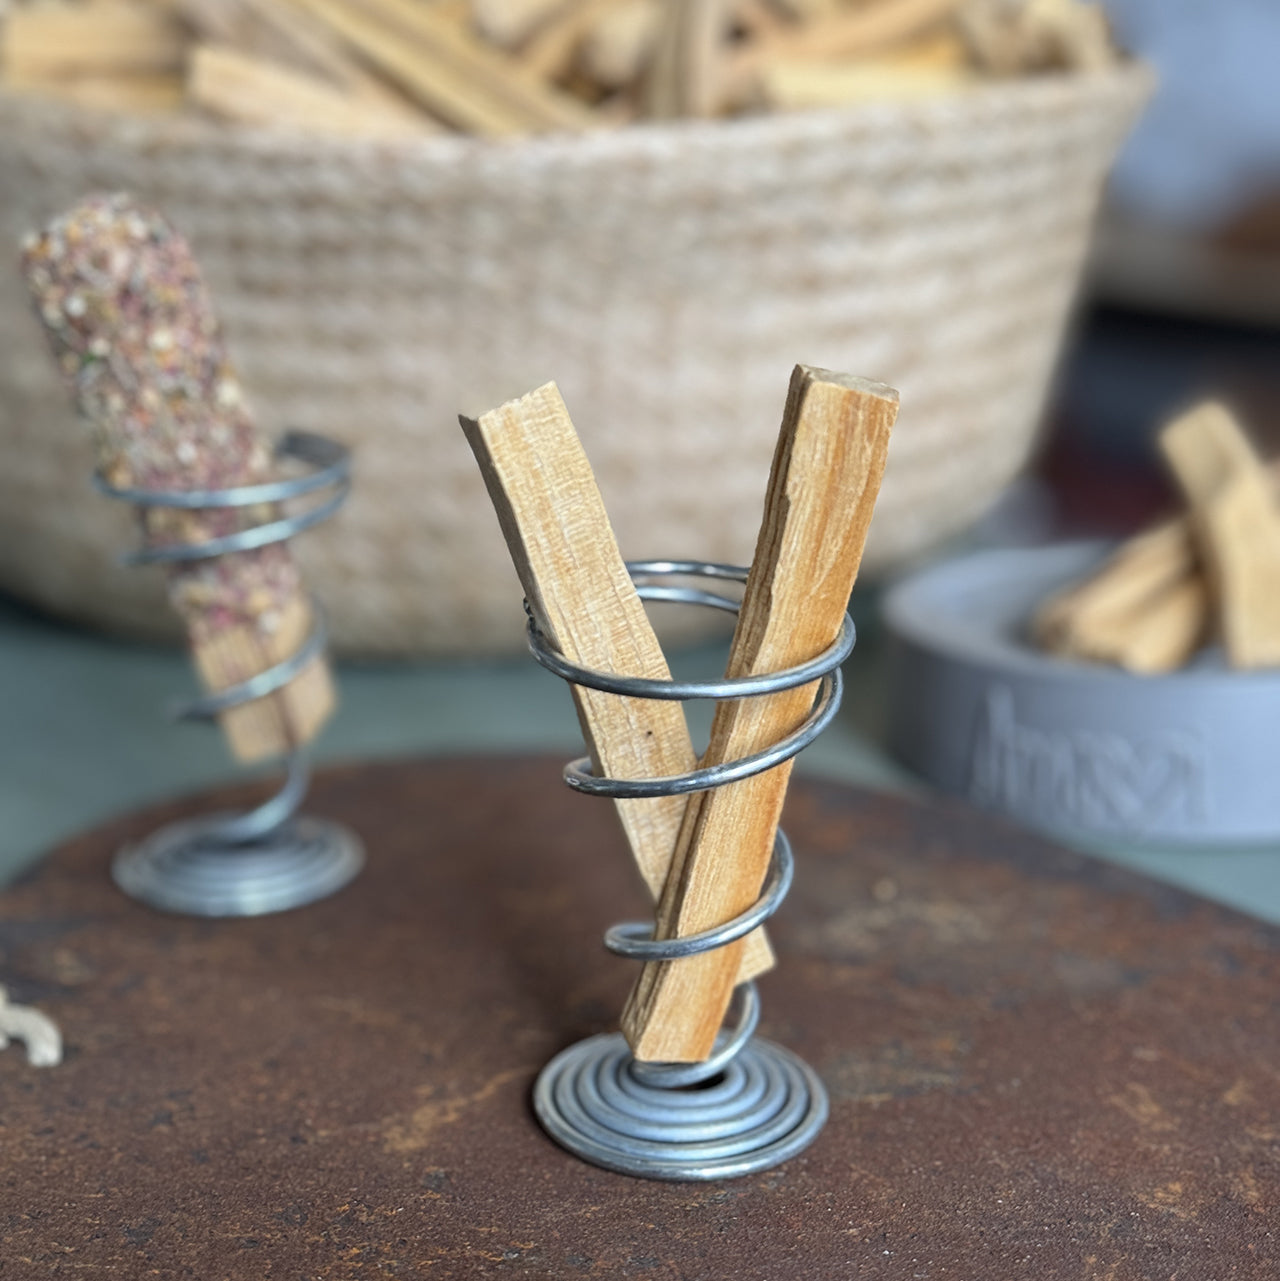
(530, 561, 851, 1180)
(100, 429, 364, 917)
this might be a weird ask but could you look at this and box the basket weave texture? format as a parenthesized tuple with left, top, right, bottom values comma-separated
(0, 68, 1150, 656)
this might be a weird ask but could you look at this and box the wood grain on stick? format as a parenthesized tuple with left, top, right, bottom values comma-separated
(622, 365, 898, 1062)
(461, 383, 774, 979)
(1160, 402, 1280, 670)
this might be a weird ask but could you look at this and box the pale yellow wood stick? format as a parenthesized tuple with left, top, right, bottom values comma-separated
(3, 72, 184, 116)
(643, 0, 736, 119)
(461, 383, 775, 979)
(623, 366, 897, 1063)
(521, 0, 628, 81)
(732, 0, 962, 75)
(179, 0, 427, 119)
(472, 0, 573, 50)
(2, 3, 186, 80)
(287, 0, 596, 134)
(189, 45, 439, 136)
(1160, 402, 1280, 670)
(1058, 573, 1208, 675)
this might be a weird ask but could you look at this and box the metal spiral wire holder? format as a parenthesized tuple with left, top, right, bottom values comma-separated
(531, 560, 854, 1180)
(97, 430, 363, 918)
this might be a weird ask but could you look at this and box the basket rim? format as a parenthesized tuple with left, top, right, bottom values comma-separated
(0, 60, 1155, 163)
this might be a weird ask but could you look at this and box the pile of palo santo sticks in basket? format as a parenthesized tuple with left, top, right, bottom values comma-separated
(0, 0, 1121, 136)
(1035, 403, 1280, 677)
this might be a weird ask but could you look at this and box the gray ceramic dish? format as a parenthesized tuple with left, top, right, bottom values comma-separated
(883, 541, 1280, 847)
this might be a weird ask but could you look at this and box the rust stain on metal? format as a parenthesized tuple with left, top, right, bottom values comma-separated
(1, 756, 1279, 1277)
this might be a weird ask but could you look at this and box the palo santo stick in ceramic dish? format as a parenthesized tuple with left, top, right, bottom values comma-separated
(1160, 402, 1280, 670)
(1032, 518, 1210, 673)
(462, 382, 774, 978)
(623, 366, 897, 1063)
(21, 194, 335, 763)
(1055, 569, 1208, 675)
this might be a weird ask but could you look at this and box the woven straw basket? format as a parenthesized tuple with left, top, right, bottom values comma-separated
(0, 67, 1149, 656)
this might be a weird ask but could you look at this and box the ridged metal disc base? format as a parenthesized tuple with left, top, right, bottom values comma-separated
(112, 814, 364, 917)
(533, 1032, 829, 1181)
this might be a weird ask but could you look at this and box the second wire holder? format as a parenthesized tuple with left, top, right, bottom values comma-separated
(531, 560, 854, 1180)
(99, 430, 363, 918)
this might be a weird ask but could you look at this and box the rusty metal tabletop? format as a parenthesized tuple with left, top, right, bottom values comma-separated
(1, 755, 1276, 1278)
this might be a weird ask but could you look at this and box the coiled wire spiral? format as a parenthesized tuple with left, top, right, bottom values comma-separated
(531, 561, 852, 1180)
(98, 431, 363, 917)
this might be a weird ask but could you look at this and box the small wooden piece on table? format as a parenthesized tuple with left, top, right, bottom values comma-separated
(21, 194, 335, 764)
(623, 365, 897, 1063)
(461, 383, 774, 979)
(1160, 402, 1280, 670)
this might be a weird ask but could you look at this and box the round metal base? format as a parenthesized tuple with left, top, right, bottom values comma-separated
(112, 814, 364, 917)
(533, 1032, 829, 1181)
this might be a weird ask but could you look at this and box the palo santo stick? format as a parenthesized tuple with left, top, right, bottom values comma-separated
(1033, 520, 1193, 649)
(179, 0, 424, 117)
(1160, 402, 1280, 669)
(643, 0, 736, 119)
(753, 58, 973, 109)
(472, 0, 573, 50)
(1077, 576, 1208, 674)
(22, 194, 335, 763)
(732, 0, 962, 75)
(623, 366, 897, 1062)
(461, 383, 774, 978)
(1, 3, 187, 79)
(189, 44, 437, 136)
(4, 71, 185, 115)
(288, 0, 595, 134)
(579, 0, 661, 90)
(521, 0, 623, 80)
(959, 0, 1115, 76)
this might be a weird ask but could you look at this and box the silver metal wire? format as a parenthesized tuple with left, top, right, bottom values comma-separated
(531, 560, 848, 1179)
(99, 432, 363, 917)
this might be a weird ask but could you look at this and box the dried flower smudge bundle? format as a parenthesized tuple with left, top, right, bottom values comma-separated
(22, 193, 334, 762)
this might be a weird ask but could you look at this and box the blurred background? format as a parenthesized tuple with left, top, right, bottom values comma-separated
(0, 0, 1278, 920)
